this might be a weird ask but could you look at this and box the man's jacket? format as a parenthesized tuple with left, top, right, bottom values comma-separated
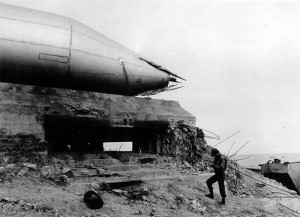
(213, 155, 227, 174)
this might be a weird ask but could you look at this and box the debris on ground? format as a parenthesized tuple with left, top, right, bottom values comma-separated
(0, 122, 298, 216)
(160, 121, 208, 166)
(40, 165, 70, 185)
(0, 198, 58, 216)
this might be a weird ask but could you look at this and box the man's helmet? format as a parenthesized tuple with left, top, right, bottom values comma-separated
(211, 148, 219, 156)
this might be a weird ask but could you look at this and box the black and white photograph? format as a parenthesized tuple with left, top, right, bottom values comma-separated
(0, 0, 300, 216)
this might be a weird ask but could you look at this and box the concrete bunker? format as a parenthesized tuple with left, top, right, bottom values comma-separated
(0, 83, 196, 157)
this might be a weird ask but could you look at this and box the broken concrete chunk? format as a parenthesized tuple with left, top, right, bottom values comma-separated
(183, 161, 192, 169)
(112, 189, 128, 196)
(23, 163, 37, 170)
(81, 169, 90, 176)
(132, 210, 143, 215)
(18, 168, 29, 176)
(34, 203, 55, 212)
(40, 166, 55, 177)
(142, 195, 150, 202)
(62, 167, 74, 177)
(190, 199, 206, 214)
(18, 200, 34, 210)
(0, 166, 5, 173)
(175, 195, 188, 206)
(84, 164, 96, 169)
(56, 175, 69, 185)
(90, 182, 100, 190)
(5, 164, 16, 170)
(61, 167, 71, 174)
(96, 168, 106, 174)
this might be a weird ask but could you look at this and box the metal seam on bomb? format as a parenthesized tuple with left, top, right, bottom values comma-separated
(0, 38, 70, 50)
(0, 16, 70, 30)
(68, 18, 73, 76)
(0, 16, 128, 58)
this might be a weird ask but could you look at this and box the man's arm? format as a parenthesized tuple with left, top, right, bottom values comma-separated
(214, 158, 226, 171)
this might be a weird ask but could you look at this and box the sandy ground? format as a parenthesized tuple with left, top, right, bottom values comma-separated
(1, 156, 300, 217)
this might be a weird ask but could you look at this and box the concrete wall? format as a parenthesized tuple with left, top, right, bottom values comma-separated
(0, 82, 196, 154)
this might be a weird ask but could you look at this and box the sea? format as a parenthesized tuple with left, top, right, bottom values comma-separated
(233, 153, 300, 169)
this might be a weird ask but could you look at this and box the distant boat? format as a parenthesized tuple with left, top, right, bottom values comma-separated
(259, 159, 300, 194)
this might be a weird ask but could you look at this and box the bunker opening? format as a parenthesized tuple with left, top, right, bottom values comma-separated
(103, 142, 133, 152)
(43, 115, 168, 154)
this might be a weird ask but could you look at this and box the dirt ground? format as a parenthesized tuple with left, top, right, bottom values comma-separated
(0, 154, 300, 217)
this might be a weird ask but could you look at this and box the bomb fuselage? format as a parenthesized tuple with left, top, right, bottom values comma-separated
(0, 3, 171, 95)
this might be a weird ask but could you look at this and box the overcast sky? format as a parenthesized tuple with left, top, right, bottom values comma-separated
(1, 0, 300, 155)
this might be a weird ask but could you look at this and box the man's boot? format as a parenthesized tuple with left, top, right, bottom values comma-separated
(205, 193, 214, 199)
(205, 187, 214, 199)
(218, 197, 225, 205)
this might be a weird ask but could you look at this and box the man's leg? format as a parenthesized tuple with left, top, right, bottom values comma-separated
(217, 174, 226, 205)
(205, 174, 218, 199)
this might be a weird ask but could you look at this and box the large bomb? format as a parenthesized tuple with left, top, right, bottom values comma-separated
(0, 3, 182, 96)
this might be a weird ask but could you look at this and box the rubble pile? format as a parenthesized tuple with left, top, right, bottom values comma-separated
(0, 198, 57, 216)
(225, 162, 254, 196)
(0, 197, 107, 217)
(160, 121, 210, 166)
(40, 165, 74, 185)
(0, 162, 74, 186)
(0, 130, 47, 164)
(0, 163, 42, 183)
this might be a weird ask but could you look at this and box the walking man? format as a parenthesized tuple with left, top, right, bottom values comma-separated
(205, 148, 227, 205)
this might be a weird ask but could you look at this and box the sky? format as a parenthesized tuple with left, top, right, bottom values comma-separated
(0, 0, 300, 155)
